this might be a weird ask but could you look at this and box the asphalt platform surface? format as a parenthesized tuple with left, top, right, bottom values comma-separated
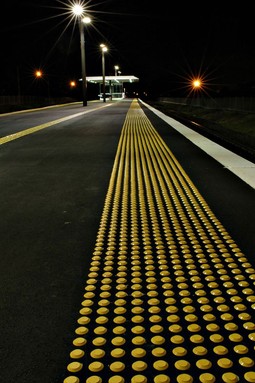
(0, 99, 254, 383)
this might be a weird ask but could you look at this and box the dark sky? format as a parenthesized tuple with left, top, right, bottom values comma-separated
(1, 0, 255, 97)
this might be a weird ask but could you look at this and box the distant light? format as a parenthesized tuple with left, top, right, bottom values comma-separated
(193, 79, 202, 88)
(100, 43, 108, 52)
(70, 81, 76, 87)
(72, 3, 84, 16)
(35, 70, 42, 78)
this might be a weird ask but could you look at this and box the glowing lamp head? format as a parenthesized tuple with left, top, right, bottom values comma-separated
(82, 16, 91, 24)
(35, 70, 42, 78)
(72, 4, 84, 16)
(193, 79, 202, 88)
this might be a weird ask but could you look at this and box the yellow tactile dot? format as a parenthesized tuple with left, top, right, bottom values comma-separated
(114, 307, 127, 315)
(169, 324, 182, 333)
(70, 349, 85, 359)
(193, 346, 207, 356)
(150, 325, 163, 334)
(75, 326, 89, 336)
(80, 307, 92, 315)
(73, 337, 87, 347)
(243, 322, 255, 330)
(199, 372, 216, 383)
(234, 345, 248, 354)
(171, 335, 184, 344)
(176, 373, 193, 383)
(217, 304, 229, 312)
(224, 323, 238, 331)
(166, 305, 178, 313)
(222, 372, 239, 383)
(64, 376, 80, 383)
(209, 334, 224, 343)
(97, 307, 109, 315)
(213, 346, 228, 355)
(244, 372, 255, 382)
(154, 374, 170, 383)
(234, 303, 247, 311)
(151, 336, 165, 345)
(110, 361, 125, 372)
(115, 299, 127, 306)
(132, 298, 143, 306)
(88, 361, 104, 372)
(90, 349, 105, 359)
(149, 306, 161, 314)
(94, 326, 107, 335)
(206, 323, 220, 332)
(185, 314, 198, 322)
(77, 316, 91, 325)
(217, 358, 233, 368)
(95, 316, 108, 325)
(172, 347, 187, 356)
(132, 326, 145, 334)
(229, 333, 243, 342)
(113, 326, 126, 335)
(196, 359, 212, 370)
(239, 357, 254, 367)
(153, 360, 169, 371)
(190, 334, 204, 343)
(221, 313, 234, 321)
(67, 361, 83, 372)
(86, 377, 102, 383)
(108, 376, 125, 383)
(203, 314, 216, 322)
(175, 360, 190, 370)
(111, 348, 126, 358)
(132, 361, 148, 371)
(114, 316, 126, 325)
(183, 305, 195, 313)
(132, 336, 146, 345)
(187, 324, 201, 332)
(131, 348, 146, 358)
(248, 333, 255, 341)
(98, 299, 110, 307)
(131, 374, 147, 383)
(152, 347, 166, 357)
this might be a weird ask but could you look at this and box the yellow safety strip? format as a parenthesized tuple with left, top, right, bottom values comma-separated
(63, 99, 255, 383)
(0, 103, 112, 146)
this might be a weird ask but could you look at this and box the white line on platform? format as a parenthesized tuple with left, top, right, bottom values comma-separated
(141, 100, 255, 190)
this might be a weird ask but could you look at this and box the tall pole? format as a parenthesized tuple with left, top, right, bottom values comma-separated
(79, 17, 87, 106)
(102, 50, 106, 103)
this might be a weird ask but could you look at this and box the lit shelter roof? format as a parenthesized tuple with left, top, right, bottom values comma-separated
(85, 75, 139, 84)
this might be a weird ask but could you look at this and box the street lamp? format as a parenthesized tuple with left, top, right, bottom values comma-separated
(72, 3, 91, 107)
(114, 65, 119, 76)
(100, 44, 108, 103)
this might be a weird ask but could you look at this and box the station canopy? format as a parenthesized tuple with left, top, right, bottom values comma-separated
(86, 75, 139, 84)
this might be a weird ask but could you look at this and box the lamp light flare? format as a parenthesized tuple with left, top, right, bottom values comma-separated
(192, 79, 202, 88)
(72, 3, 84, 16)
(35, 70, 42, 78)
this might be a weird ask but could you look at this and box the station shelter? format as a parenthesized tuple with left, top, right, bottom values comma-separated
(86, 75, 139, 99)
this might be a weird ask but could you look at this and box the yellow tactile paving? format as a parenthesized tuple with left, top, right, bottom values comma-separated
(63, 99, 255, 383)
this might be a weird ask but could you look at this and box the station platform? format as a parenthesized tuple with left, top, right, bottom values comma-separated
(62, 99, 255, 383)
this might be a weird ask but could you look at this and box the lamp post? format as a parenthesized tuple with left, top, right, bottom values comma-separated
(72, 4, 91, 107)
(100, 44, 108, 102)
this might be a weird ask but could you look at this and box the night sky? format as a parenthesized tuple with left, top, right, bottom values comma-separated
(1, 0, 255, 98)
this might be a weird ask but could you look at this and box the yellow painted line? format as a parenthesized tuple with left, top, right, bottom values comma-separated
(0, 103, 112, 146)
